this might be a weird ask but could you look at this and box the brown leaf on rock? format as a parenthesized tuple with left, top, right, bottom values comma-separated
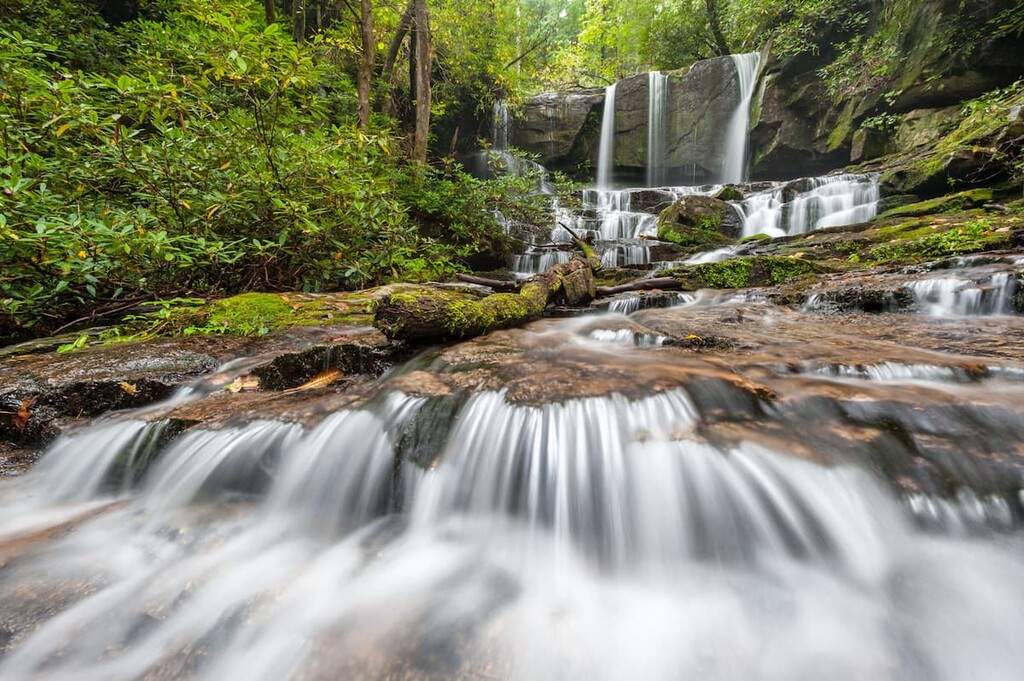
(283, 367, 343, 393)
(12, 397, 36, 432)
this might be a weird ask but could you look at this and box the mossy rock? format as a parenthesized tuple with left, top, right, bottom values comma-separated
(657, 195, 741, 250)
(738, 233, 772, 244)
(713, 185, 745, 202)
(665, 256, 825, 290)
(200, 292, 375, 336)
(877, 188, 994, 219)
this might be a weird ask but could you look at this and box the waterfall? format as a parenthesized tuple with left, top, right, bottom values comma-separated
(596, 83, 617, 188)
(492, 100, 510, 152)
(4, 314, 1024, 679)
(908, 273, 1018, 316)
(720, 52, 761, 184)
(646, 72, 669, 187)
(737, 173, 880, 238)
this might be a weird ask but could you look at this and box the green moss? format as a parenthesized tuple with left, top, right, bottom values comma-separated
(671, 256, 822, 290)
(738, 233, 772, 244)
(657, 197, 733, 250)
(878, 189, 994, 219)
(204, 293, 300, 336)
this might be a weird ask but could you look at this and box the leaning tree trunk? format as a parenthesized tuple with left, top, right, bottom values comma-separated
(411, 0, 432, 163)
(356, 0, 375, 130)
(705, 0, 731, 56)
(380, 0, 414, 116)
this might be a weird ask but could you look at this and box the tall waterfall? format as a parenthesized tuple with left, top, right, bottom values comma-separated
(720, 52, 761, 184)
(492, 100, 510, 152)
(596, 83, 617, 189)
(646, 71, 669, 187)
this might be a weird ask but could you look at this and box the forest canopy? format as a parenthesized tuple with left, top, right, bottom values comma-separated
(1, 0, 1022, 340)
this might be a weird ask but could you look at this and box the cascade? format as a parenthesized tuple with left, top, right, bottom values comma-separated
(646, 72, 669, 187)
(4, 320, 1024, 679)
(909, 272, 1017, 316)
(596, 83, 617, 189)
(720, 53, 761, 184)
(736, 173, 880, 238)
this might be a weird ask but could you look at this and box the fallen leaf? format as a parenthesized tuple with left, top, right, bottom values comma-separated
(283, 367, 343, 393)
(12, 397, 36, 432)
(118, 381, 137, 396)
(225, 375, 260, 393)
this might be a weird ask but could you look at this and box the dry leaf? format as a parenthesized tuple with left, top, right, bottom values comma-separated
(12, 397, 36, 432)
(118, 381, 137, 396)
(225, 375, 260, 393)
(283, 367, 342, 393)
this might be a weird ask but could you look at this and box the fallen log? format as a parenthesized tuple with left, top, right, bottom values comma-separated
(375, 260, 596, 342)
(455, 273, 520, 291)
(596, 277, 683, 296)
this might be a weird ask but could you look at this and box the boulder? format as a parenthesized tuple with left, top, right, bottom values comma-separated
(509, 90, 604, 173)
(894, 106, 962, 152)
(657, 195, 742, 250)
(612, 58, 741, 183)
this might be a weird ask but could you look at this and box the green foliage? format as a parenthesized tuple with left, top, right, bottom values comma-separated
(0, 1, 528, 337)
(866, 217, 1003, 263)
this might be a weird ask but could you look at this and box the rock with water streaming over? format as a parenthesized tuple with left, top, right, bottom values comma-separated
(4, 299, 1024, 679)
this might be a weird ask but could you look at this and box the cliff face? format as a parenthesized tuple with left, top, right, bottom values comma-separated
(749, 0, 1024, 182)
(509, 57, 743, 184)
(505, 0, 1024, 187)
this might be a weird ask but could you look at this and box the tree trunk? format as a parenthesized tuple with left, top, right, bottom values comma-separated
(264, 0, 275, 25)
(382, 0, 414, 82)
(293, 0, 306, 44)
(411, 0, 432, 163)
(356, 0, 375, 130)
(374, 260, 596, 341)
(705, 0, 731, 56)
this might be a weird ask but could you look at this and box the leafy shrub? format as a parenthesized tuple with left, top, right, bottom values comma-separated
(0, 1, 529, 339)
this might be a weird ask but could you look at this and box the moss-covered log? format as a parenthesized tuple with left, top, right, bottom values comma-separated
(374, 260, 596, 341)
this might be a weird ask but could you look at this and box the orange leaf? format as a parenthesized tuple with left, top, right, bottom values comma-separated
(283, 368, 343, 394)
(12, 397, 36, 432)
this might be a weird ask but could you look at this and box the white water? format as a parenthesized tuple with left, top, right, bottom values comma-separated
(3, 374, 1024, 680)
(596, 83, 617, 189)
(909, 272, 1017, 316)
(720, 53, 761, 184)
(646, 72, 669, 187)
(512, 249, 572, 277)
(737, 174, 880, 238)
(5, 306, 1024, 680)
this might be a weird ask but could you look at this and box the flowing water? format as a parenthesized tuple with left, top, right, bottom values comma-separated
(720, 53, 761, 184)
(646, 72, 669, 187)
(596, 83, 617, 189)
(3, 306, 1024, 680)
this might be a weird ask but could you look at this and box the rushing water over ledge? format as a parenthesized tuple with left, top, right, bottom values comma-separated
(3, 305, 1024, 680)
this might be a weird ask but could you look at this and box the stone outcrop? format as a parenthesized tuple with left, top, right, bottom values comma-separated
(509, 89, 604, 174)
(511, 57, 743, 183)
(656, 195, 742, 251)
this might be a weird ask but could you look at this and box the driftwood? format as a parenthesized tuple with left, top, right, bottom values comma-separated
(596, 277, 683, 296)
(375, 260, 597, 342)
(455, 273, 520, 291)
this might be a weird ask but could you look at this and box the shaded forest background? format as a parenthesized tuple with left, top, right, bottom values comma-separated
(1, 0, 1022, 340)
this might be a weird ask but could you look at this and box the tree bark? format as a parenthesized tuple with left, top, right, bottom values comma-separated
(375, 261, 595, 341)
(264, 0, 275, 25)
(411, 0, 432, 163)
(293, 0, 306, 44)
(382, 0, 414, 84)
(595, 277, 682, 296)
(705, 0, 731, 56)
(356, 0, 375, 130)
